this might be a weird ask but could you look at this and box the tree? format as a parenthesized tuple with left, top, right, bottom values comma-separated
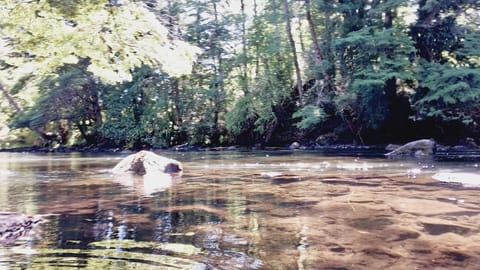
(282, 0, 304, 105)
(0, 0, 198, 82)
(226, 0, 298, 145)
(10, 59, 103, 145)
(0, 0, 199, 144)
(100, 66, 179, 148)
(2, 0, 479, 148)
(410, 0, 477, 62)
(323, 1, 414, 143)
(413, 61, 480, 126)
(183, 0, 241, 145)
(239, 0, 249, 94)
(304, 0, 333, 92)
(292, 0, 416, 144)
(411, 0, 480, 139)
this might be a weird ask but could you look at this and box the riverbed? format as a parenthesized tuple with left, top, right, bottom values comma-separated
(0, 150, 479, 269)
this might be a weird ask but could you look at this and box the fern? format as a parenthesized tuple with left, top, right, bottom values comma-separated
(292, 105, 327, 130)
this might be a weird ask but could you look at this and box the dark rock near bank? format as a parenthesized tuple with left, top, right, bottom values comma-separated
(171, 143, 204, 152)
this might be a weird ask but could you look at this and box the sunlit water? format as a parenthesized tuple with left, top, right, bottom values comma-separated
(0, 151, 479, 269)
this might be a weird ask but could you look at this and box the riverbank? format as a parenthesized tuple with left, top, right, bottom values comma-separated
(1, 142, 480, 161)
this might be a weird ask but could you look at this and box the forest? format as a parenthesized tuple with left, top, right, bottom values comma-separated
(0, 0, 479, 150)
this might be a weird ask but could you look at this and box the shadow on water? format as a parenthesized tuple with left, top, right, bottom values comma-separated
(0, 150, 480, 269)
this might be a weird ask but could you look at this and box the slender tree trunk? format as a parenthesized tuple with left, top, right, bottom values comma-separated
(323, 6, 334, 74)
(253, 0, 260, 78)
(0, 82, 54, 142)
(282, 0, 304, 105)
(305, 0, 322, 66)
(240, 0, 248, 94)
(166, 0, 183, 38)
(0, 83, 22, 112)
(305, 0, 334, 95)
(170, 78, 183, 126)
(297, 15, 306, 52)
(384, 9, 393, 28)
(211, 0, 224, 145)
(91, 91, 103, 128)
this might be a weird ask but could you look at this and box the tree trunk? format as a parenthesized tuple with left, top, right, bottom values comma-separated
(304, 0, 334, 94)
(211, 0, 224, 145)
(170, 78, 183, 126)
(282, 0, 304, 105)
(297, 14, 306, 52)
(384, 9, 393, 28)
(240, 0, 248, 94)
(0, 82, 54, 142)
(166, 0, 180, 38)
(0, 83, 22, 112)
(253, 0, 260, 78)
(305, 0, 322, 66)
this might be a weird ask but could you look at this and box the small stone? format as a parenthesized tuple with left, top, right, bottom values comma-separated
(289, 142, 300, 150)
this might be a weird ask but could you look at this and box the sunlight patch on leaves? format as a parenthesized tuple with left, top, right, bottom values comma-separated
(0, 0, 200, 84)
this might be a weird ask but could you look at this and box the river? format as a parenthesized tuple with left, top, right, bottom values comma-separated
(0, 150, 479, 269)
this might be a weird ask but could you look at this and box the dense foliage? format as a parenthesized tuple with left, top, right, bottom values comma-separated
(0, 0, 479, 148)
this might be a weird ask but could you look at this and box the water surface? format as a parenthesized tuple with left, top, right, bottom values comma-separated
(0, 151, 479, 269)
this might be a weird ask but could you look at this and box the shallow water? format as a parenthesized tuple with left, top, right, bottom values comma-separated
(0, 150, 479, 269)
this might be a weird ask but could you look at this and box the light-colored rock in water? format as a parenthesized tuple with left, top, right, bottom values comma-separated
(289, 142, 300, 150)
(386, 198, 467, 216)
(112, 150, 182, 176)
(432, 172, 480, 187)
(385, 139, 435, 158)
(385, 144, 401, 151)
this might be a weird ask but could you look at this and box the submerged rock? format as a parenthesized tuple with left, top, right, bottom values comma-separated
(112, 150, 182, 176)
(385, 139, 436, 158)
(0, 212, 42, 244)
(432, 172, 480, 187)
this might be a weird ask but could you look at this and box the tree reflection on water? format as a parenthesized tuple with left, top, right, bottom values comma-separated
(0, 151, 480, 269)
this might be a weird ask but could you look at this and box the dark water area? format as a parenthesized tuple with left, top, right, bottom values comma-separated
(0, 151, 480, 269)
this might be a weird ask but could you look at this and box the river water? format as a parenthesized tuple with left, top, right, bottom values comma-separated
(0, 150, 479, 269)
